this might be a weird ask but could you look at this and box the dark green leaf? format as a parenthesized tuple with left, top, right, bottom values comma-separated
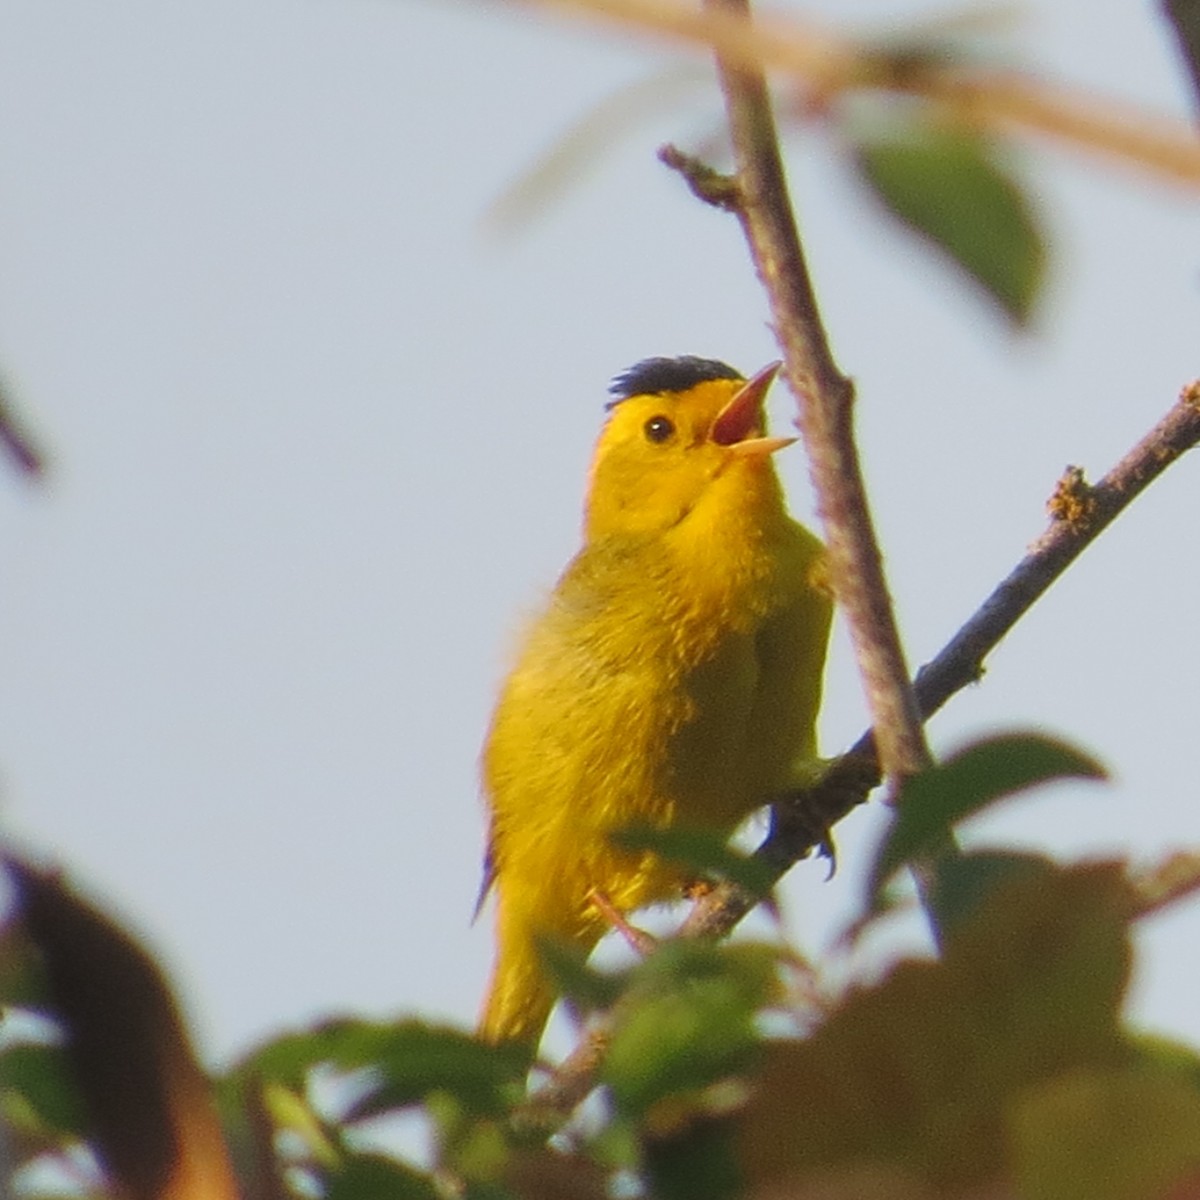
(644, 1115, 740, 1200)
(868, 732, 1105, 903)
(0, 1040, 88, 1141)
(230, 1019, 527, 1122)
(228, 1020, 379, 1090)
(343, 1022, 528, 1120)
(854, 121, 1046, 323)
(324, 1154, 440, 1200)
(611, 825, 776, 899)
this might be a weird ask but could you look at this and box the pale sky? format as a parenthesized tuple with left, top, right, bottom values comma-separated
(0, 0, 1198, 1069)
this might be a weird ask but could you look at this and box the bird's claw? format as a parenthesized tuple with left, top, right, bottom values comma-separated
(588, 889, 658, 957)
(818, 830, 838, 880)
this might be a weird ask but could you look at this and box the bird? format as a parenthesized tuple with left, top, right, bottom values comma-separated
(476, 355, 833, 1048)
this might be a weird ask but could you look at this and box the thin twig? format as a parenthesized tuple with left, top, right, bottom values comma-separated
(707, 0, 929, 783)
(0, 386, 43, 477)
(525, 381, 1200, 1120)
(656, 144, 741, 209)
(1129, 849, 1200, 920)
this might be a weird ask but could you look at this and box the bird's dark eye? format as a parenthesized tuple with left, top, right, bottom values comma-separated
(643, 415, 675, 444)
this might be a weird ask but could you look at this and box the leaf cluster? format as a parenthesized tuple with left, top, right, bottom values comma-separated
(4, 735, 1200, 1200)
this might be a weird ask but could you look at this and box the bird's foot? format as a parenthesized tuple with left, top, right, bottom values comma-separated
(588, 889, 658, 957)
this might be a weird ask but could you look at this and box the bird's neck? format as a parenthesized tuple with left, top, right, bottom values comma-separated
(661, 462, 790, 624)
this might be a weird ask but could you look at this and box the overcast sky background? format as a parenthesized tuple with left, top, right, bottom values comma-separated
(0, 0, 1198, 1070)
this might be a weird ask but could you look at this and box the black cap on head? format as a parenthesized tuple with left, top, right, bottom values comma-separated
(607, 356, 742, 406)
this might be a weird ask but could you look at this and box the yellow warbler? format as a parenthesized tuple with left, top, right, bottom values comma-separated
(477, 356, 832, 1047)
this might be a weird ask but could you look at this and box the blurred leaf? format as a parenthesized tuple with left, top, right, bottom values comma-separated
(262, 1080, 339, 1168)
(339, 1023, 526, 1121)
(0, 930, 55, 1008)
(425, 1090, 510, 1183)
(535, 935, 626, 1013)
(323, 1153, 439, 1200)
(643, 1114, 739, 1200)
(603, 941, 778, 1119)
(926, 850, 1056, 939)
(10, 859, 239, 1200)
(1130, 1034, 1200, 1094)
(1010, 1067, 1200, 1200)
(0, 1041, 87, 1142)
(853, 120, 1046, 323)
(1165, 0, 1200, 109)
(502, 1147, 612, 1200)
(1127, 849, 1200, 918)
(736, 862, 1133, 1194)
(612, 825, 776, 899)
(485, 65, 705, 235)
(868, 732, 1105, 903)
(233, 1018, 526, 1120)
(585, 1117, 641, 1173)
(229, 1020, 368, 1090)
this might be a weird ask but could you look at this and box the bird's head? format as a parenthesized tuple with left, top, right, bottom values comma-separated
(584, 356, 794, 540)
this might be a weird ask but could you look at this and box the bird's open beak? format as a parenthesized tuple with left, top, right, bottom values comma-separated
(711, 361, 797, 457)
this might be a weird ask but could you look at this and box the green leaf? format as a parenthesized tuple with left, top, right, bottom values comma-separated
(485, 65, 705, 235)
(602, 941, 777, 1119)
(228, 1019, 378, 1090)
(1131, 1033, 1200, 1094)
(534, 935, 626, 1013)
(611, 824, 776, 899)
(643, 1115, 740, 1200)
(343, 1022, 528, 1120)
(1010, 1067, 1200, 1200)
(262, 1081, 339, 1168)
(853, 121, 1046, 323)
(0, 1040, 88, 1141)
(324, 1154, 440, 1200)
(229, 1019, 527, 1122)
(868, 732, 1105, 903)
(425, 1092, 511, 1183)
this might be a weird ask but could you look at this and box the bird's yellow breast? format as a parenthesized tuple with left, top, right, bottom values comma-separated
(484, 465, 828, 916)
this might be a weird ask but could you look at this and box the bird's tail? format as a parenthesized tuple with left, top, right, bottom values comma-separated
(478, 925, 559, 1048)
(479, 888, 610, 1049)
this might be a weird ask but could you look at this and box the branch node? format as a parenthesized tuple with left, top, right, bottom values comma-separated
(1046, 464, 1095, 529)
(658, 143, 742, 210)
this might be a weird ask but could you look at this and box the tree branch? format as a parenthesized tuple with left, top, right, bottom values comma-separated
(686, 380, 1200, 936)
(0, 384, 43, 477)
(705, 0, 928, 783)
